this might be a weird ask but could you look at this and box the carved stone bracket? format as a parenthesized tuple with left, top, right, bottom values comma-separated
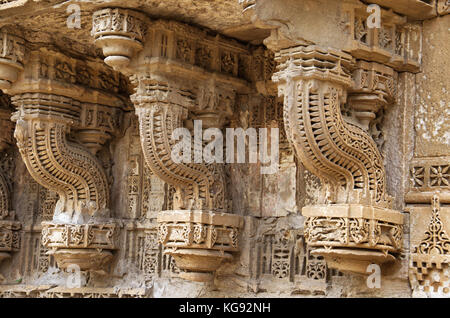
(273, 45, 403, 274)
(0, 35, 128, 272)
(91, 9, 250, 281)
(92, 8, 148, 70)
(348, 60, 396, 131)
(341, 1, 422, 73)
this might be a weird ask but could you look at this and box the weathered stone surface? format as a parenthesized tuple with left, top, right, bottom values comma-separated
(0, 0, 447, 299)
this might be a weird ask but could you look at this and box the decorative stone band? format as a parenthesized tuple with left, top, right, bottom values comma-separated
(303, 204, 404, 274)
(157, 210, 243, 252)
(0, 31, 25, 89)
(41, 222, 116, 250)
(0, 285, 147, 298)
(0, 220, 21, 252)
(406, 156, 450, 204)
(4, 48, 129, 109)
(157, 210, 243, 282)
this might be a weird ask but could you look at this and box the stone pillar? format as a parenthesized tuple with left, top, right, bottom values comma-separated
(1, 32, 127, 273)
(91, 8, 247, 282)
(273, 46, 403, 274)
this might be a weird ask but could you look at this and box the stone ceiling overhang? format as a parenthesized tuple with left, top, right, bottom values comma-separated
(0, 0, 446, 64)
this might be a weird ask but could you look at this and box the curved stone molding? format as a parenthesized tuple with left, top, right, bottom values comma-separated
(92, 8, 148, 70)
(0, 31, 25, 90)
(157, 210, 243, 282)
(273, 45, 402, 273)
(12, 93, 109, 222)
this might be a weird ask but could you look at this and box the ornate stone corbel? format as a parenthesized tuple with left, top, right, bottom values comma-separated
(273, 45, 403, 274)
(91, 9, 248, 281)
(91, 8, 148, 71)
(1, 40, 127, 272)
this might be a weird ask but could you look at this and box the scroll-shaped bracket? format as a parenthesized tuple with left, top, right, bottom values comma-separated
(273, 45, 403, 274)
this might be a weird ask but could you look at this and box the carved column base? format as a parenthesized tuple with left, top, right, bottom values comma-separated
(42, 222, 117, 272)
(303, 204, 403, 274)
(157, 210, 243, 282)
